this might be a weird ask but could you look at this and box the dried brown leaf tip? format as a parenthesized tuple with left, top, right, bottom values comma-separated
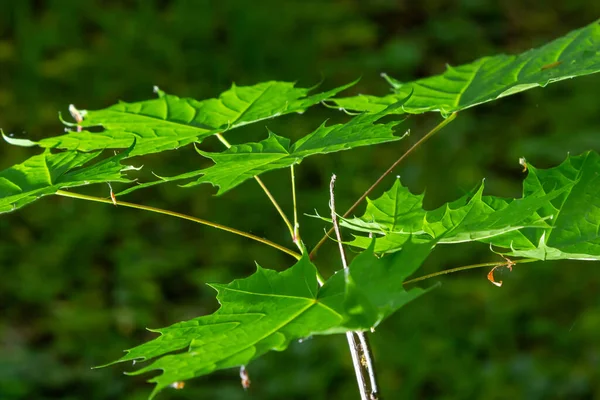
(170, 381, 185, 390)
(240, 365, 251, 390)
(107, 183, 117, 206)
(68, 104, 84, 132)
(519, 157, 528, 172)
(487, 256, 515, 287)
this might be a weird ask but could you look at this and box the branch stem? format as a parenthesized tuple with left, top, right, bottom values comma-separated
(329, 175, 378, 400)
(357, 332, 379, 399)
(55, 189, 301, 260)
(329, 175, 349, 270)
(310, 113, 457, 259)
(215, 133, 297, 245)
(346, 332, 369, 400)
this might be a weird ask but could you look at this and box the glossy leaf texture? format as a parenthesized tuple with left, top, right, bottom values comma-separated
(340, 151, 600, 261)
(0, 147, 133, 214)
(104, 241, 433, 398)
(3, 80, 356, 157)
(116, 101, 408, 196)
(333, 20, 600, 116)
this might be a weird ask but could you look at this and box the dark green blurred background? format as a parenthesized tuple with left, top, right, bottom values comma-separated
(1, 1, 600, 399)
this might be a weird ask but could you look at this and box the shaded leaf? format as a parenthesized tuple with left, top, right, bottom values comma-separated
(0, 147, 133, 214)
(333, 20, 600, 116)
(104, 241, 433, 398)
(4, 80, 356, 157)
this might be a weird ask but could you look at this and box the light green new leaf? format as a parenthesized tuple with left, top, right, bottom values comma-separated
(117, 100, 408, 196)
(333, 20, 600, 116)
(0, 147, 133, 214)
(105, 241, 433, 399)
(4, 80, 356, 157)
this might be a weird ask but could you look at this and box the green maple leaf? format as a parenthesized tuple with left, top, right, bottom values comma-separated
(333, 20, 600, 116)
(103, 240, 433, 398)
(329, 177, 564, 253)
(0, 147, 133, 213)
(116, 99, 409, 196)
(4, 80, 356, 157)
(484, 151, 600, 260)
(339, 151, 600, 261)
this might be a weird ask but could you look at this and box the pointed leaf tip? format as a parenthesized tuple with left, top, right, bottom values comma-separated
(2, 131, 37, 147)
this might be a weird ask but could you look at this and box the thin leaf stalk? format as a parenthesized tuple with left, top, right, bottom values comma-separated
(291, 165, 301, 249)
(310, 112, 458, 259)
(55, 189, 301, 260)
(403, 257, 539, 285)
(215, 133, 298, 247)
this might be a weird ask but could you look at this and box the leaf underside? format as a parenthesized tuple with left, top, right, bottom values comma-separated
(333, 20, 600, 116)
(3, 80, 357, 157)
(104, 241, 434, 398)
(342, 151, 600, 261)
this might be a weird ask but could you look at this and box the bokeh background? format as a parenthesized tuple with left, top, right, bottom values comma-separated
(1, 1, 600, 399)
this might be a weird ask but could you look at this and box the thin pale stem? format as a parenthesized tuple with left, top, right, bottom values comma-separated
(329, 175, 348, 269)
(254, 176, 296, 240)
(310, 113, 458, 259)
(403, 258, 539, 286)
(55, 189, 301, 260)
(346, 332, 369, 400)
(329, 175, 377, 400)
(215, 133, 297, 244)
(291, 165, 301, 249)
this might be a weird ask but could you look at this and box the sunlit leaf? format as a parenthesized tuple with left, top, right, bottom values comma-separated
(3, 80, 357, 156)
(0, 147, 133, 214)
(333, 20, 600, 116)
(116, 100, 409, 196)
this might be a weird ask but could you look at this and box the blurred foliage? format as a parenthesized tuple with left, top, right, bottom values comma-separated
(1, 1, 600, 399)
